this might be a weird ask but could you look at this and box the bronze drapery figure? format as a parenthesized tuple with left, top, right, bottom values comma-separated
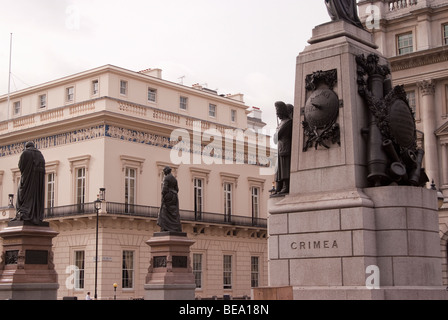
(273, 101, 293, 195)
(157, 166, 182, 232)
(13, 141, 46, 225)
(325, 0, 364, 29)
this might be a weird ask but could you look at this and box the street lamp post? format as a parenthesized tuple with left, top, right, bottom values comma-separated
(99, 188, 106, 202)
(8, 194, 14, 208)
(113, 283, 118, 300)
(94, 195, 102, 300)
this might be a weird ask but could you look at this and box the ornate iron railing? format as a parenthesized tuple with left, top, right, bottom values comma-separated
(44, 202, 267, 228)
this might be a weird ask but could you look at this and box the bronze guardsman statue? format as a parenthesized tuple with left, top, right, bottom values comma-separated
(157, 166, 182, 232)
(13, 141, 46, 225)
(325, 0, 364, 29)
(273, 101, 293, 195)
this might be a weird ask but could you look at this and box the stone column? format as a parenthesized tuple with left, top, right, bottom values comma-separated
(418, 79, 439, 186)
(441, 143, 448, 187)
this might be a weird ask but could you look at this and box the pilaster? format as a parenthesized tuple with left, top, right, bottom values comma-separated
(418, 79, 439, 186)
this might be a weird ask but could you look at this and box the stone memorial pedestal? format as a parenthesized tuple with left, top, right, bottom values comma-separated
(0, 221, 59, 300)
(268, 186, 447, 300)
(144, 232, 196, 300)
(261, 21, 448, 300)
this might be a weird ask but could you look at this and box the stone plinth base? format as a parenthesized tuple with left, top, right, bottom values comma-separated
(144, 232, 196, 300)
(252, 286, 448, 300)
(0, 221, 59, 300)
(268, 186, 447, 300)
(144, 283, 196, 300)
(292, 286, 448, 300)
(252, 286, 293, 300)
(0, 283, 59, 300)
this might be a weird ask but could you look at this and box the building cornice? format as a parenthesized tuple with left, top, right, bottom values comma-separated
(389, 46, 448, 72)
(0, 112, 273, 168)
(0, 64, 248, 110)
(0, 96, 252, 144)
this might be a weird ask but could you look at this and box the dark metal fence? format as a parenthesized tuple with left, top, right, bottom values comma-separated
(106, 202, 159, 218)
(44, 202, 97, 218)
(44, 202, 267, 228)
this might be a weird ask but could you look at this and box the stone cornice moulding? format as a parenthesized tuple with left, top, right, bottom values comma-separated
(390, 48, 448, 72)
(220, 172, 240, 188)
(120, 155, 145, 174)
(45, 160, 60, 176)
(189, 167, 211, 184)
(68, 155, 91, 172)
(247, 177, 266, 192)
(156, 161, 179, 178)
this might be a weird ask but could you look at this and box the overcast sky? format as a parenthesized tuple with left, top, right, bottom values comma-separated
(0, 0, 334, 133)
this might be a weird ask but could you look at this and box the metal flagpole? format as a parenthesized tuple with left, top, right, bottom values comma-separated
(7, 33, 12, 121)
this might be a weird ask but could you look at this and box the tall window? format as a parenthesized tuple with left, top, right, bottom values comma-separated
(92, 80, 99, 95)
(120, 80, 128, 95)
(13, 101, 21, 115)
(74, 251, 85, 289)
(193, 253, 203, 289)
(231, 109, 236, 123)
(444, 24, 448, 45)
(39, 94, 47, 109)
(148, 88, 157, 102)
(125, 168, 136, 213)
(397, 33, 413, 55)
(223, 183, 232, 222)
(209, 104, 216, 117)
(76, 167, 86, 206)
(122, 250, 134, 289)
(180, 96, 188, 110)
(69, 155, 90, 209)
(47, 172, 55, 208)
(66, 87, 74, 102)
(406, 90, 416, 114)
(223, 255, 232, 289)
(194, 178, 203, 218)
(445, 85, 448, 116)
(251, 187, 260, 221)
(251, 256, 259, 288)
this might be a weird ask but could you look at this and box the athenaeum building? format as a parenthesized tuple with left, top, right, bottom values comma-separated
(0, 65, 273, 299)
(359, 0, 448, 285)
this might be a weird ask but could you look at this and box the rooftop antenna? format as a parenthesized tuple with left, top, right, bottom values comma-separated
(7, 33, 12, 121)
(178, 75, 185, 85)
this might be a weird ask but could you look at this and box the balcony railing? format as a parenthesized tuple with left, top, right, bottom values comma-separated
(44, 202, 97, 218)
(388, 0, 418, 11)
(44, 202, 267, 228)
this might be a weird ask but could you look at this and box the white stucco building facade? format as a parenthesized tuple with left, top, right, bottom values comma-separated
(0, 65, 273, 299)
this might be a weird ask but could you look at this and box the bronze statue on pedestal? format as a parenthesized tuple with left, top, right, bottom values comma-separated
(157, 166, 182, 232)
(325, 0, 364, 29)
(12, 142, 46, 225)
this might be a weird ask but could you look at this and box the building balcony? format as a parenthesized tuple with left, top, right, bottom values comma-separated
(0, 96, 248, 138)
(388, 0, 418, 12)
(42, 201, 267, 229)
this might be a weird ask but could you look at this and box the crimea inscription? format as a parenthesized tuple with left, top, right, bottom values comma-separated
(279, 232, 352, 259)
(291, 240, 339, 250)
